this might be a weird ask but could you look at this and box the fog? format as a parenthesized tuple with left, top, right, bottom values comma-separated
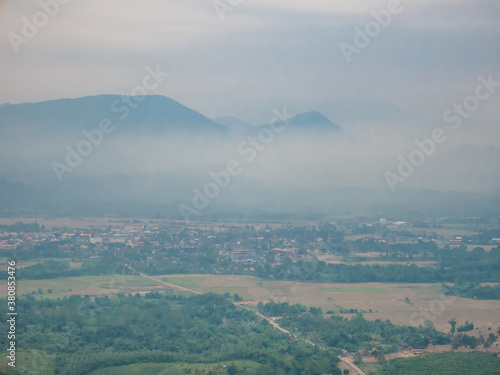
(1, 106, 499, 214)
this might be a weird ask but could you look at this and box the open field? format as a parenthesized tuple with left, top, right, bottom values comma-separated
(0, 217, 288, 231)
(158, 275, 500, 334)
(3, 273, 500, 334)
(88, 360, 262, 375)
(320, 286, 386, 294)
(0, 217, 158, 230)
(0, 257, 87, 270)
(0, 274, 166, 299)
(161, 275, 205, 291)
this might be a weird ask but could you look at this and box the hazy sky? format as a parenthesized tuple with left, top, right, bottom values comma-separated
(0, 0, 499, 193)
(1, 0, 499, 125)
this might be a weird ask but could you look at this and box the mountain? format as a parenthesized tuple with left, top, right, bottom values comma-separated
(0, 95, 343, 138)
(259, 111, 342, 134)
(0, 95, 229, 135)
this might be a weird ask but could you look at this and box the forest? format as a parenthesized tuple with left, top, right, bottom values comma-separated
(0, 293, 341, 375)
(382, 351, 500, 375)
(443, 282, 500, 300)
(1, 293, 497, 374)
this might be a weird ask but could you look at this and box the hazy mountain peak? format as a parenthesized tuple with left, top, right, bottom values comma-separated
(262, 110, 342, 134)
(0, 94, 229, 135)
(291, 111, 330, 123)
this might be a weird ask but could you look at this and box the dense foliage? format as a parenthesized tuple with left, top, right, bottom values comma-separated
(443, 282, 500, 300)
(382, 351, 500, 375)
(0, 293, 341, 375)
(258, 301, 451, 353)
(254, 246, 500, 284)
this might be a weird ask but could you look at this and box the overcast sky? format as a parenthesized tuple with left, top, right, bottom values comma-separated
(0, 0, 499, 129)
(0, 0, 499, 194)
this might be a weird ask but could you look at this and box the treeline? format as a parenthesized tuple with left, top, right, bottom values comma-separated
(0, 293, 341, 375)
(255, 246, 500, 283)
(18, 247, 500, 285)
(260, 301, 451, 353)
(0, 259, 132, 280)
(382, 351, 500, 375)
(8, 229, 500, 285)
(342, 238, 440, 258)
(443, 282, 500, 300)
(0, 221, 44, 232)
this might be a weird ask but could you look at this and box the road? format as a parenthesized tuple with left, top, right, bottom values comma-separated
(130, 267, 366, 375)
(126, 266, 202, 294)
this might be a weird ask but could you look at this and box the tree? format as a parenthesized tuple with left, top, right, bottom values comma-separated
(372, 349, 385, 362)
(484, 333, 496, 351)
(451, 336, 461, 350)
(449, 319, 457, 336)
(353, 352, 362, 366)
(343, 370, 350, 375)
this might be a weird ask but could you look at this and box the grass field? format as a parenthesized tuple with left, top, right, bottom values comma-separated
(0, 275, 166, 300)
(162, 276, 204, 291)
(358, 362, 382, 375)
(0, 257, 80, 269)
(88, 360, 262, 375)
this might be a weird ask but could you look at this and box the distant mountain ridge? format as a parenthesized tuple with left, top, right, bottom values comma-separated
(0, 95, 228, 135)
(0, 95, 342, 136)
(259, 110, 342, 134)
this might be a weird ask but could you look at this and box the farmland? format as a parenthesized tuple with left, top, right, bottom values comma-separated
(5, 273, 500, 335)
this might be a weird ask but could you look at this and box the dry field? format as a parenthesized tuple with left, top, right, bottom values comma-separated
(159, 275, 500, 334)
(2, 272, 499, 335)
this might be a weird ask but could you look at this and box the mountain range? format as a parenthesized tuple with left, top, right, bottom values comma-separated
(0, 94, 498, 219)
(0, 95, 342, 136)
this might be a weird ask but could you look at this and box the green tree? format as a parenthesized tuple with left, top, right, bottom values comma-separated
(449, 319, 457, 336)
(353, 352, 362, 366)
(227, 364, 238, 375)
(484, 333, 496, 351)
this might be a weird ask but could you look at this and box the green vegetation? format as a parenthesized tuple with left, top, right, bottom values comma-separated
(258, 301, 455, 353)
(256, 245, 500, 284)
(87, 360, 262, 375)
(443, 282, 500, 300)
(382, 352, 500, 375)
(3, 222, 500, 287)
(204, 287, 249, 298)
(457, 320, 474, 333)
(2, 220, 500, 374)
(17, 275, 163, 299)
(0, 293, 341, 375)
